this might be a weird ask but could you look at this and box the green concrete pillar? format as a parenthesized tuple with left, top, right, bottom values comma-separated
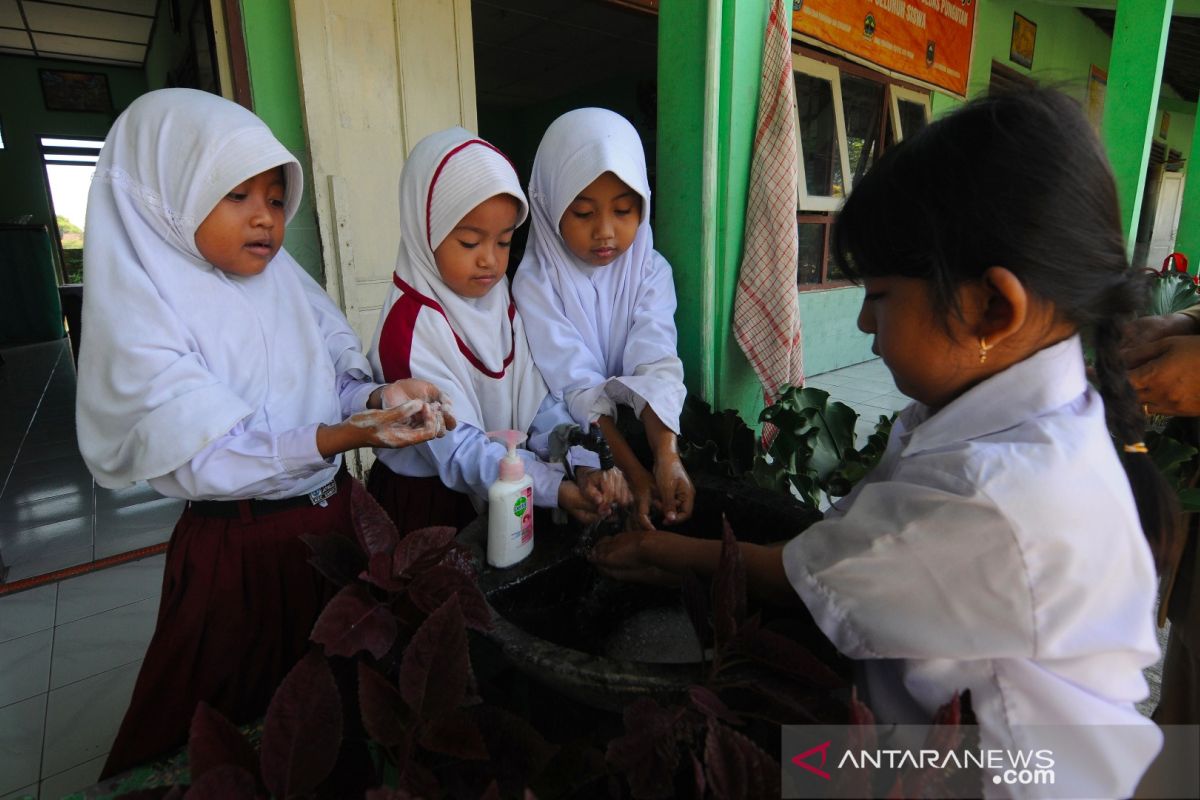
(1175, 104, 1200, 263)
(1102, 0, 1173, 249)
(238, 0, 323, 281)
(657, 0, 770, 420)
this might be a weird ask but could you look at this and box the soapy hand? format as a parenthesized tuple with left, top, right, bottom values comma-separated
(347, 399, 443, 448)
(377, 379, 457, 433)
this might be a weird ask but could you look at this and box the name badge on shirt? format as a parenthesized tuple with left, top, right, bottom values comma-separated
(308, 479, 338, 507)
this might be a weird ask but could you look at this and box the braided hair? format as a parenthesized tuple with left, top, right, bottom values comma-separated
(831, 86, 1177, 570)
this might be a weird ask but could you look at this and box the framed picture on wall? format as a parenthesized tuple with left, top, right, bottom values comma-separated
(38, 69, 113, 113)
(1010, 13, 1036, 70)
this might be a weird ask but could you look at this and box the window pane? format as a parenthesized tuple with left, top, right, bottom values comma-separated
(797, 219, 828, 284)
(898, 100, 928, 140)
(841, 74, 884, 185)
(794, 72, 844, 199)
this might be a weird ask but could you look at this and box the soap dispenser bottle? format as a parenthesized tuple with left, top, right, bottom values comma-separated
(486, 430, 534, 568)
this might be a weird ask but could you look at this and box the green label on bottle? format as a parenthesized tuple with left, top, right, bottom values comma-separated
(513, 496, 528, 517)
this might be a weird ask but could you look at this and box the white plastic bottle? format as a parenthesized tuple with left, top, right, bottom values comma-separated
(486, 430, 534, 568)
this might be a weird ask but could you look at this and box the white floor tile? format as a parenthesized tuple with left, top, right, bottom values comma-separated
(0, 694, 46, 794)
(39, 754, 105, 799)
(862, 394, 911, 413)
(50, 599, 157, 690)
(42, 661, 139, 777)
(0, 630, 52, 707)
(55, 556, 164, 626)
(0, 585, 56, 643)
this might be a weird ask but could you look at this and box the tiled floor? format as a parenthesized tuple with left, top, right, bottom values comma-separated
(0, 343, 1166, 796)
(0, 340, 177, 798)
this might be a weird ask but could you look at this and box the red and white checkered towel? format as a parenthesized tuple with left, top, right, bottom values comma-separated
(732, 0, 803, 407)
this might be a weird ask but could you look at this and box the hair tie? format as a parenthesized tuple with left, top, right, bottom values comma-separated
(1123, 442, 1149, 454)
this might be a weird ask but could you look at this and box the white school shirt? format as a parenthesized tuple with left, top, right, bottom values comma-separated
(148, 264, 380, 501)
(782, 336, 1161, 799)
(370, 311, 599, 508)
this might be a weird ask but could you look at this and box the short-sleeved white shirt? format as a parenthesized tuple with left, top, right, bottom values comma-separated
(783, 336, 1161, 798)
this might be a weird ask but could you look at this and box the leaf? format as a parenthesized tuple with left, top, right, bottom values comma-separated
(474, 706, 559, 791)
(687, 685, 743, 725)
(357, 662, 410, 747)
(729, 624, 846, 690)
(399, 594, 469, 718)
(606, 698, 681, 799)
(711, 517, 746, 655)
(187, 702, 258, 783)
(185, 764, 257, 800)
(481, 781, 502, 800)
(408, 564, 492, 632)
(310, 583, 398, 658)
(301, 531, 367, 588)
(418, 709, 490, 760)
(351, 478, 401, 564)
(393, 526, 459, 576)
(1179, 488, 1200, 513)
(260, 649, 343, 799)
(440, 542, 479, 578)
(703, 718, 780, 800)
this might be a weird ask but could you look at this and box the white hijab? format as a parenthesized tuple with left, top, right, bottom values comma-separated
(514, 108, 685, 431)
(368, 127, 546, 436)
(77, 88, 362, 488)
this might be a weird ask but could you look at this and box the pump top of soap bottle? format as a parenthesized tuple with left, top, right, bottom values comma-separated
(487, 430, 527, 481)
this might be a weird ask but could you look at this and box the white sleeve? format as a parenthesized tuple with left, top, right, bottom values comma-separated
(416, 419, 566, 508)
(294, 260, 375, 382)
(148, 421, 334, 500)
(513, 274, 617, 426)
(612, 253, 686, 431)
(781, 469, 1035, 661)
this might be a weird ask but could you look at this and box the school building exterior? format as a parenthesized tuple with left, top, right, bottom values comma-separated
(0, 0, 1196, 427)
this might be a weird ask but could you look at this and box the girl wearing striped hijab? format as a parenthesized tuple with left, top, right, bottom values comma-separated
(367, 127, 630, 531)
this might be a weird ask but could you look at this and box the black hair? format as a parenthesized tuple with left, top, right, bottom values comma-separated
(832, 86, 1176, 570)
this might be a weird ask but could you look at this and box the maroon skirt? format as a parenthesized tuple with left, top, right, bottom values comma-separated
(366, 461, 477, 536)
(101, 471, 354, 780)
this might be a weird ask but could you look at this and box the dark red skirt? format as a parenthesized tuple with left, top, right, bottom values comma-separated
(101, 473, 354, 780)
(366, 461, 477, 536)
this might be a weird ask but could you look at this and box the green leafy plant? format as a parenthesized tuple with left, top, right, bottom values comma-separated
(679, 387, 894, 512)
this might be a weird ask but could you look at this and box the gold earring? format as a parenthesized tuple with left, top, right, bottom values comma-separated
(978, 337, 992, 364)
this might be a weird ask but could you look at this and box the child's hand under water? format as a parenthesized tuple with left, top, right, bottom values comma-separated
(590, 530, 680, 586)
(559, 466, 631, 526)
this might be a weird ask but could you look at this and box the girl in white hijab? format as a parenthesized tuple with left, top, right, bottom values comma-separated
(513, 108, 693, 531)
(367, 127, 630, 531)
(80, 88, 450, 779)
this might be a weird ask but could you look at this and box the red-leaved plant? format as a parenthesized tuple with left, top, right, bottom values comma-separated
(604, 519, 849, 799)
(605, 519, 973, 800)
(123, 479, 555, 798)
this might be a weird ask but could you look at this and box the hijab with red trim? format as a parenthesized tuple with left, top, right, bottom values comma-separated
(368, 127, 547, 436)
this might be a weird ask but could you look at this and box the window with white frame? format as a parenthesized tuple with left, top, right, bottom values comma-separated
(793, 50, 932, 286)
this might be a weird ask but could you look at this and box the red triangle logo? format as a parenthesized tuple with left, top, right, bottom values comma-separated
(791, 740, 832, 780)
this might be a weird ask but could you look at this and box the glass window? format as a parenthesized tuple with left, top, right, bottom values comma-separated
(841, 74, 885, 186)
(795, 72, 844, 199)
(791, 52, 930, 286)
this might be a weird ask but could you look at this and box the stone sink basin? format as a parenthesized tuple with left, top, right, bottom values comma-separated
(457, 474, 822, 711)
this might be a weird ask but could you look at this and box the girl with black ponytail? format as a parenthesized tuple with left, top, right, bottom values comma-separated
(594, 87, 1172, 796)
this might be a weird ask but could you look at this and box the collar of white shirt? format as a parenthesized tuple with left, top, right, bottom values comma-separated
(894, 335, 1088, 456)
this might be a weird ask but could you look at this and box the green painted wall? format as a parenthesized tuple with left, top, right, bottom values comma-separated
(0, 55, 145, 228)
(1177, 112, 1200, 260)
(239, 0, 323, 281)
(797, 286, 873, 376)
(657, 0, 711, 401)
(657, 0, 771, 425)
(966, 1, 1113, 101)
